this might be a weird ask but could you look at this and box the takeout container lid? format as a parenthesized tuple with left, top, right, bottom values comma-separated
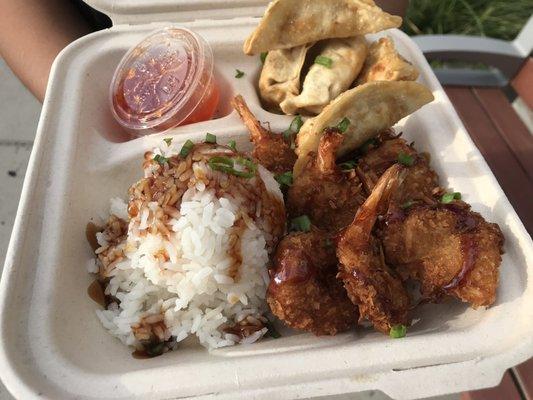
(86, 0, 272, 25)
(0, 1, 531, 400)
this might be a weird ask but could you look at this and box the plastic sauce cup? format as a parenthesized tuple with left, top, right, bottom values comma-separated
(110, 27, 219, 135)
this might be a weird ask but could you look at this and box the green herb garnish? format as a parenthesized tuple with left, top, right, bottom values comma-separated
(234, 157, 257, 178)
(235, 69, 245, 78)
(208, 156, 257, 179)
(282, 130, 297, 150)
(288, 115, 303, 133)
(400, 200, 416, 209)
(260, 52, 268, 64)
(153, 154, 168, 164)
(337, 117, 351, 133)
(398, 152, 415, 166)
(228, 140, 237, 151)
(179, 140, 194, 158)
(283, 115, 303, 149)
(265, 320, 281, 338)
(315, 55, 333, 68)
(361, 138, 379, 153)
(208, 156, 233, 167)
(290, 215, 312, 232)
(389, 324, 407, 339)
(205, 132, 217, 144)
(441, 192, 461, 204)
(275, 171, 293, 188)
(163, 137, 172, 146)
(339, 160, 357, 170)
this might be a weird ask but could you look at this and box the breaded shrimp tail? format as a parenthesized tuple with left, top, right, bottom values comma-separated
(337, 164, 411, 334)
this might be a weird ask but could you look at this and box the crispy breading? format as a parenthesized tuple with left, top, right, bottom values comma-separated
(232, 95, 296, 174)
(381, 202, 504, 307)
(267, 230, 358, 335)
(287, 129, 366, 232)
(356, 132, 440, 203)
(337, 165, 411, 334)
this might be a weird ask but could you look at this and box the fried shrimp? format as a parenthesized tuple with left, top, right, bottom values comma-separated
(355, 132, 439, 203)
(267, 229, 358, 335)
(337, 164, 411, 334)
(232, 95, 297, 174)
(381, 201, 504, 307)
(287, 129, 366, 232)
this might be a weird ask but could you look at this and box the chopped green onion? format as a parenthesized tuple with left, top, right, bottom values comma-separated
(235, 69, 245, 78)
(208, 156, 257, 179)
(282, 130, 293, 141)
(265, 320, 281, 338)
(228, 140, 237, 151)
(400, 200, 416, 209)
(361, 138, 378, 152)
(290, 215, 312, 232)
(163, 137, 172, 146)
(389, 324, 407, 339)
(153, 154, 168, 164)
(339, 160, 357, 170)
(234, 157, 257, 178)
(209, 156, 233, 167)
(441, 192, 461, 204)
(315, 55, 333, 68)
(398, 152, 414, 166)
(179, 140, 194, 158)
(275, 171, 293, 187)
(205, 132, 217, 144)
(288, 115, 303, 133)
(260, 52, 268, 64)
(283, 115, 303, 149)
(337, 117, 351, 133)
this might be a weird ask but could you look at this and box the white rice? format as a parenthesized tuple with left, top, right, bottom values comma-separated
(91, 141, 284, 350)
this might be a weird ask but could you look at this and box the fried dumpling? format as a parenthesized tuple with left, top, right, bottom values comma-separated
(357, 37, 419, 84)
(294, 81, 434, 177)
(243, 0, 402, 55)
(280, 37, 368, 116)
(259, 43, 314, 112)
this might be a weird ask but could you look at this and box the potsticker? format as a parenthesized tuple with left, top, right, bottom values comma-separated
(243, 0, 401, 55)
(281, 37, 368, 115)
(294, 81, 434, 177)
(259, 43, 314, 112)
(357, 37, 419, 84)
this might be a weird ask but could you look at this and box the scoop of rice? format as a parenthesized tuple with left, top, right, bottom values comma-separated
(91, 140, 286, 353)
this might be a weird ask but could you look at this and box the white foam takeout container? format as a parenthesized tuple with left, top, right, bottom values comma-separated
(0, 1, 532, 399)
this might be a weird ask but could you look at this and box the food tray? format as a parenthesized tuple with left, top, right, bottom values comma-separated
(0, 4, 532, 400)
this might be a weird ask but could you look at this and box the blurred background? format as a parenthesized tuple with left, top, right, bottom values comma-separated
(0, 0, 531, 399)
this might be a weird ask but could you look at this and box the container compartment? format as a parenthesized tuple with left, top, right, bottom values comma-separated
(0, 17, 531, 400)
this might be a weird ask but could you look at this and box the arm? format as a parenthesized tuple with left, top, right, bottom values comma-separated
(0, 0, 91, 102)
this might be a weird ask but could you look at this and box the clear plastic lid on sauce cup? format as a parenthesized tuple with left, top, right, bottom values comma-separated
(110, 27, 219, 135)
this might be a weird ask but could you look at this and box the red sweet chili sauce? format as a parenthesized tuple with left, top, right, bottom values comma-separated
(110, 27, 219, 135)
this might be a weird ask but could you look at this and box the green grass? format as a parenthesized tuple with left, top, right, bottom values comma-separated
(403, 0, 533, 41)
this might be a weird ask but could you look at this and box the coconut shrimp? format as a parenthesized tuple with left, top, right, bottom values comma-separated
(287, 129, 366, 232)
(232, 95, 297, 174)
(355, 131, 440, 203)
(267, 229, 358, 335)
(336, 164, 411, 334)
(381, 201, 504, 307)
